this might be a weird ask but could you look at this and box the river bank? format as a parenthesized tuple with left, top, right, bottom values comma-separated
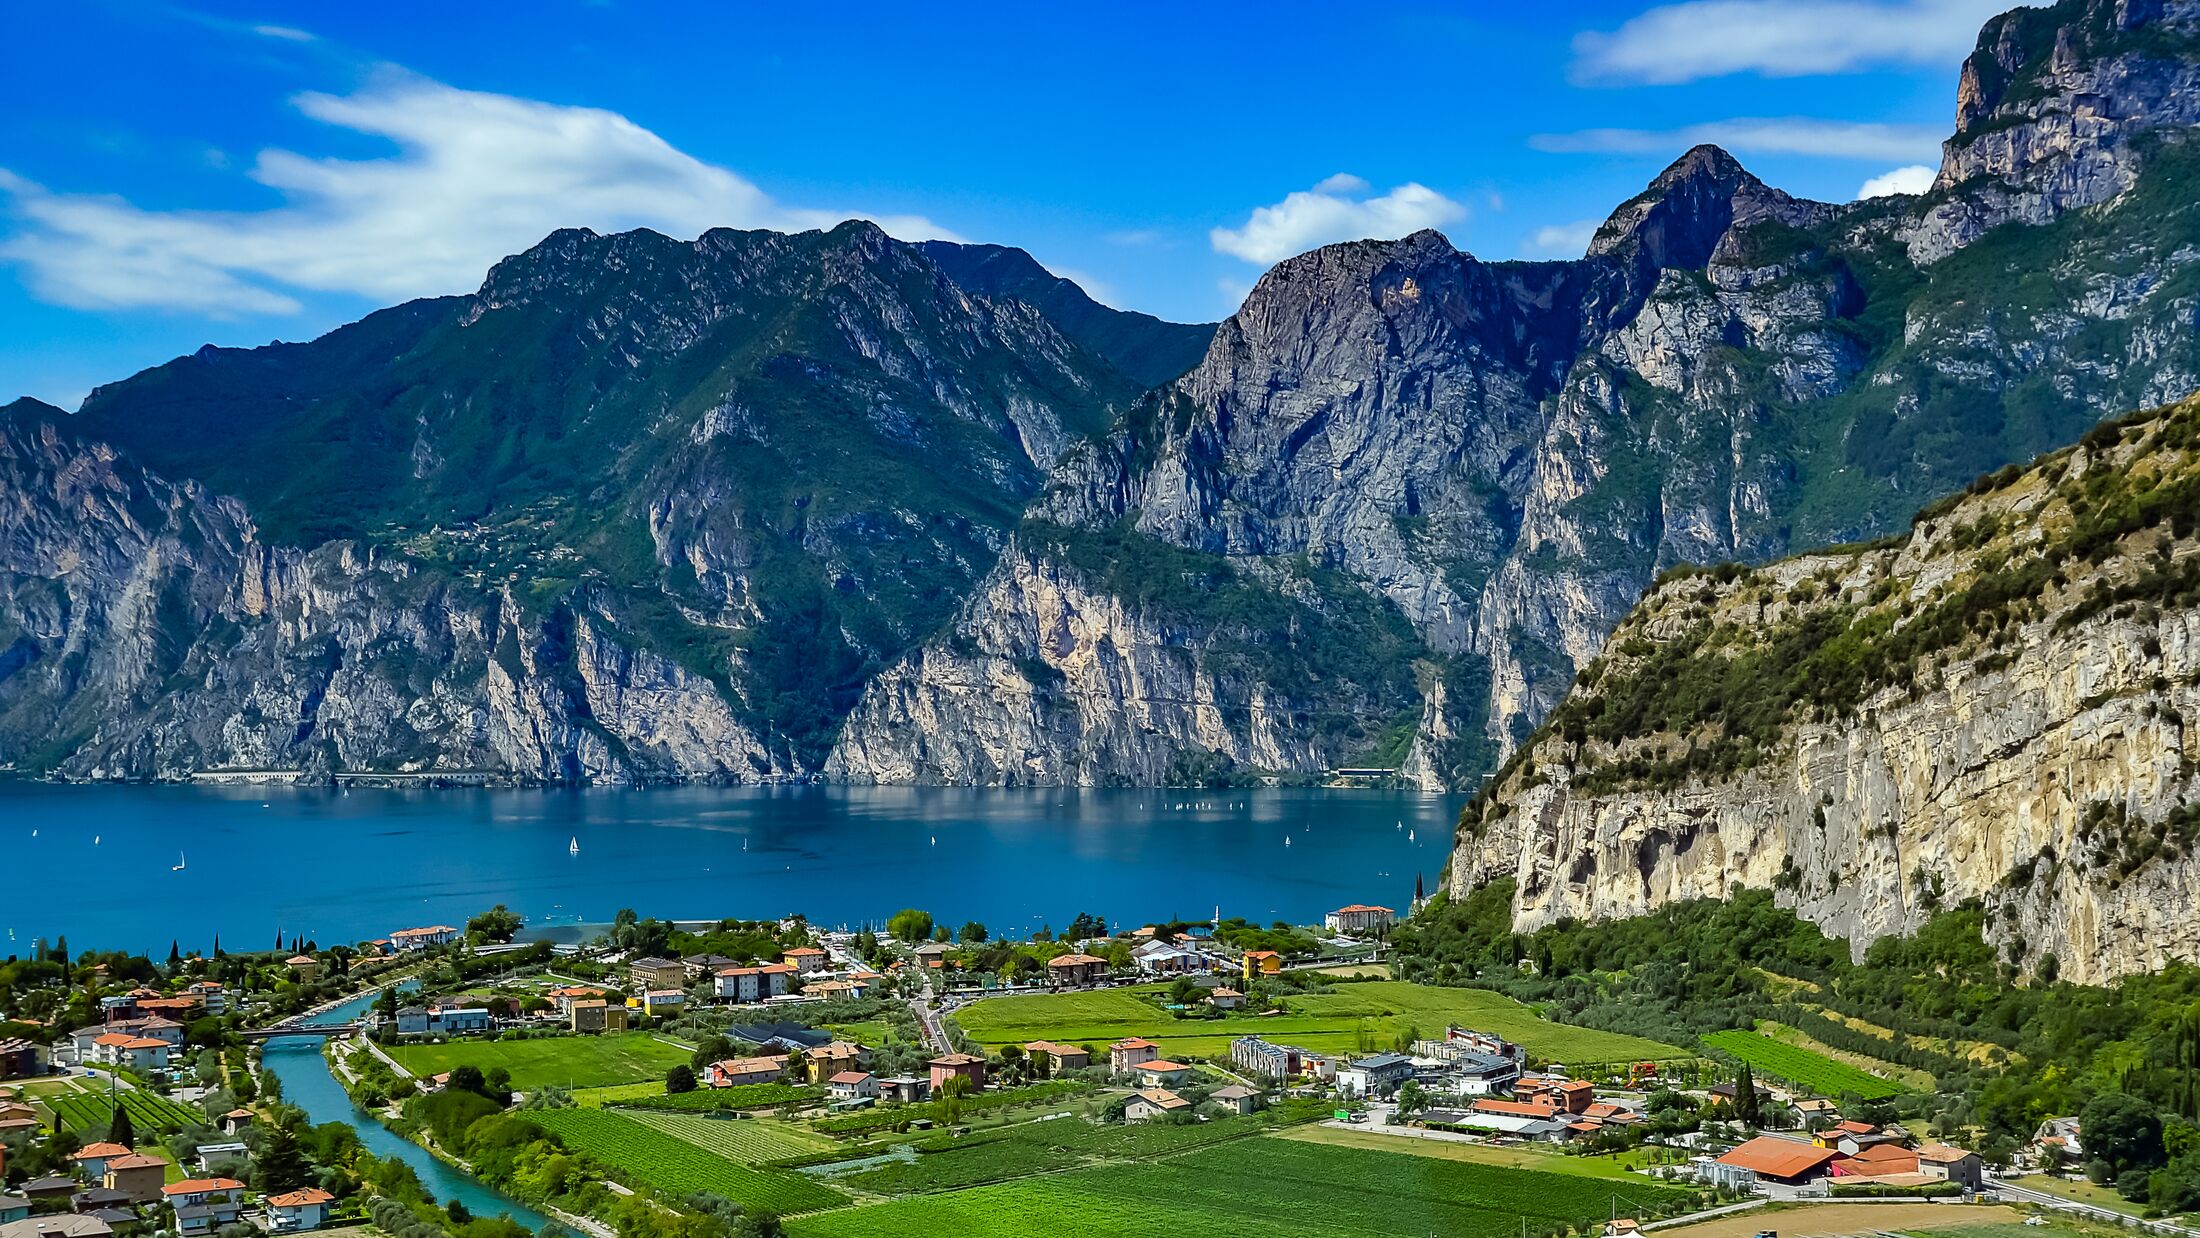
(260, 989, 554, 1231)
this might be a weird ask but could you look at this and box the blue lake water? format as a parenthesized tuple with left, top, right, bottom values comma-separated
(259, 986, 552, 1230)
(0, 782, 1458, 955)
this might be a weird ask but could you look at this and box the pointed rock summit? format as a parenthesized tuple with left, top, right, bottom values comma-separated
(1588, 145, 1822, 272)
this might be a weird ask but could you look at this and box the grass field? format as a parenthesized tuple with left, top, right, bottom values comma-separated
(386, 1032, 692, 1090)
(623, 1110, 836, 1164)
(529, 1107, 847, 1215)
(829, 1102, 1325, 1195)
(792, 1133, 1700, 1238)
(1275, 1124, 1651, 1182)
(1701, 1028, 1903, 1099)
(952, 981, 1683, 1063)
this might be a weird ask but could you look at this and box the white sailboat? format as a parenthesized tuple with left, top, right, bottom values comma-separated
(172, 851, 186, 872)
(568, 836, 580, 856)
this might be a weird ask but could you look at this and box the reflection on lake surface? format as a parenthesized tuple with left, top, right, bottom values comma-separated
(2, 782, 1458, 952)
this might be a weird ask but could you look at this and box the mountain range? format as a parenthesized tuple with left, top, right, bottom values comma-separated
(6, 0, 2200, 791)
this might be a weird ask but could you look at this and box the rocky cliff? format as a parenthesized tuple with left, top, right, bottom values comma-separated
(2, 225, 1189, 781)
(0, 407, 782, 780)
(838, 0, 2200, 788)
(1449, 395, 2200, 983)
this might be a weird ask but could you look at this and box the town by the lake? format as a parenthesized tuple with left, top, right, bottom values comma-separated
(0, 882, 2179, 1238)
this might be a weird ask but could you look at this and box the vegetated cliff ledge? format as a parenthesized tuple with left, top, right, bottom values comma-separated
(1448, 393, 2200, 986)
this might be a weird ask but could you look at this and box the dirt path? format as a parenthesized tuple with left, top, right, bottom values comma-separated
(1653, 1201, 2030, 1238)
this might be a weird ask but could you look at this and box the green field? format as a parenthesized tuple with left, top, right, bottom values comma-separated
(386, 1032, 692, 1090)
(953, 980, 1683, 1063)
(529, 1107, 847, 1215)
(45, 1089, 203, 1135)
(829, 1101, 1326, 1195)
(1701, 1028, 1903, 1099)
(792, 1134, 1701, 1238)
(624, 1110, 836, 1164)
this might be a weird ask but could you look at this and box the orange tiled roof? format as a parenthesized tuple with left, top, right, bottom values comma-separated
(266, 1188, 335, 1207)
(106, 1154, 165, 1171)
(73, 1142, 130, 1158)
(163, 1177, 245, 1196)
(1717, 1137, 1839, 1179)
(1330, 904, 1394, 914)
(1139, 1059, 1190, 1072)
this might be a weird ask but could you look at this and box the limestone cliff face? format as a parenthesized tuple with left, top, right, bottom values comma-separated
(825, 543, 1336, 785)
(1913, 0, 2200, 261)
(0, 410, 783, 782)
(1449, 397, 2200, 983)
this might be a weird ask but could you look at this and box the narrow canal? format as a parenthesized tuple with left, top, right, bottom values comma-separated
(257, 987, 554, 1231)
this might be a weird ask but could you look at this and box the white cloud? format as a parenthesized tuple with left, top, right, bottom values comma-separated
(1525, 219, 1601, 258)
(1857, 164, 1939, 198)
(1217, 276, 1255, 310)
(251, 24, 316, 42)
(1210, 177, 1466, 266)
(1104, 228, 1164, 247)
(1532, 118, 1943, 163)
(1572, 0, 2006, 84)
(0, 68, 954, 316)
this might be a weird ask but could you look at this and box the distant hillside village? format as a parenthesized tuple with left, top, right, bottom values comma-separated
(0, 891, 2183, 1238)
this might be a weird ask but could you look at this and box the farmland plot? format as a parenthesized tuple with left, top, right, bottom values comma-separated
(530, 1107, 847, 1215)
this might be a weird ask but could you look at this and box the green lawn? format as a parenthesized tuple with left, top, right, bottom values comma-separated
(385, 1032, 692, 1090)
(952, 980, 1683, 1063)
(792, 1133, 1703, 1238)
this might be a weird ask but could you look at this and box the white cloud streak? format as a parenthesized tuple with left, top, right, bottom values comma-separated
(1210, 176, 1466, 266)
(1532, 118, 1944, 163)
(1572, 0, 2006, 85)
(0, 69, 954, 316)
(1525, 219, 1601, 259)
(1857, 164, 1939, 198)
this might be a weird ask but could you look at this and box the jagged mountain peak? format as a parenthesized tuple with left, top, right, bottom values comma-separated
(1589, 144, 1822, 270)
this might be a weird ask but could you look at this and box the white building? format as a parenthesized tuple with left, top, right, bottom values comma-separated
(1323, 904, 1394, 935)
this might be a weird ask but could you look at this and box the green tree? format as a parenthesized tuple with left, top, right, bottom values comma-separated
(106, 1102, 135, 1150)
(935, 1074, 973, 1125)
(666, 1065, 698, 1094)
(254, 1122, 312, 1193)
(690, 1035, 735, 1071)
(1397, 1079, 1429, 1116)
(959, 921, 988, 943)
(2081, 1092, 2166, 1176)
(449, 1064, 487, 1096)
(1734, 1063, 1761, 1126)
(887, 910, 934, 943)
(466, 905, 524, 943)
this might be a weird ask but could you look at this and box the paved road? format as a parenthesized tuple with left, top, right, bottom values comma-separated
(910, 972, 951, 1054)
(1991, 1179, 2200, 1237)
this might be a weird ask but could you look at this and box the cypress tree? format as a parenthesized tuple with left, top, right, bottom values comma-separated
(1734, 1062, 1761, 1125)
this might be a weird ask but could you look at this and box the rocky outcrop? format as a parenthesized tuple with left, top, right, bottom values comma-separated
(826, 543, 1337, 784)
(1913, 0, 2200, 261)
(1449, 397, 2200, 983)
(0, 406, 783, 782)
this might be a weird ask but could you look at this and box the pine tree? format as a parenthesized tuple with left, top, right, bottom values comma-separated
(212, 934, 224, 959)
(107, 1102, 136, 1150)
(255, 1122, 311, 1193)
(168, 940, 181, 969)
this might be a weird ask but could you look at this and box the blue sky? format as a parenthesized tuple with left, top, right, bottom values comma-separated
(1, 0, 2012, 407)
